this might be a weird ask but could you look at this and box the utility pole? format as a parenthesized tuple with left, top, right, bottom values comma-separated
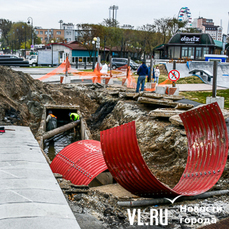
(109, 5, 118, 26)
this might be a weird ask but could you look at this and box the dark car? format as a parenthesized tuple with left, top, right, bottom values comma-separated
(111, 58, 139, 70)
(0, 55, 29, 67)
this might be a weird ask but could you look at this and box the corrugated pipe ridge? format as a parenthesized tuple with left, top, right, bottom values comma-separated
(100, 102, 228, 198)
(50, 140, 108, 185)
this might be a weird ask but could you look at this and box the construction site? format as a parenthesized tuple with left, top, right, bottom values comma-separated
(1, 59, 229, 229)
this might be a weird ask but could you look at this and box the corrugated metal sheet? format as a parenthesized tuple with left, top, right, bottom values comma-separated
(50, 140, 108, 185)
(100, 102, 228, 197)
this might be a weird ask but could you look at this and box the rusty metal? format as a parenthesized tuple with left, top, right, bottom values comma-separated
(100, 102, 228, 197)
(50, 140, 108, 185)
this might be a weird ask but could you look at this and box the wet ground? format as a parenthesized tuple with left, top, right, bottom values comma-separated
(43, 130, 80, 161)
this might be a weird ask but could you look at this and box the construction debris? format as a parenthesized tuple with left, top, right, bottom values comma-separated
(170, 104, 229, 126)
(149, 108, 185, 118)
(138, 96, 179, 107)
(1, 66, 229, 229)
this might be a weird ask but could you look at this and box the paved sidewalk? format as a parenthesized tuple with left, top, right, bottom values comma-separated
(0, 126, 81, 229)
(166, 84, 226, 92)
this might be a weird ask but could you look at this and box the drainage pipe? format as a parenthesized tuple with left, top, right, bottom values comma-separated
(43, 120, 80, 140)
(117, 190, 229, 207)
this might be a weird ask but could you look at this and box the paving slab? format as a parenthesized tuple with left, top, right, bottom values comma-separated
(0, 126, 80, 229)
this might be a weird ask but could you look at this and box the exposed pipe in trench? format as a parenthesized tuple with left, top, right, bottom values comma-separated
(43, 120, 80, 140)
(117, 190, 229, 207)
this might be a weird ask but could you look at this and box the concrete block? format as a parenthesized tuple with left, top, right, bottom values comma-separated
(168, 87, 179, 95)
(145, 82, 151, 89)
(95, 172, 113, 185)
(108, 78, 114, 85)
(155, 86, 166, 94)
(64, 76, 71, 84)
(206, 96, 224, 109)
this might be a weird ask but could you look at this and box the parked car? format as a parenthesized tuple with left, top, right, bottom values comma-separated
(111, 58, 139, 70)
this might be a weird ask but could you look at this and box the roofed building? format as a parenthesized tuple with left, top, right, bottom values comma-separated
(51, 41, 98, 65)
(35, 28, 64, 44)
(154, 33, 224, 61)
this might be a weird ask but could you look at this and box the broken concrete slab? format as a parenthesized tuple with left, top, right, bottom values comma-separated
(138, 97, 178, 107)
(123, 93, 140, 98)
(155, 86, 166, 94)
(169, 104, 229, 126)
(108, 91, 119, 96)
(149, 108, 185, 118)
(175, 103, 194, 110)
(140, 92, 184, 101)
(141, 93, 164, 99)
(163, 95, 185, 101)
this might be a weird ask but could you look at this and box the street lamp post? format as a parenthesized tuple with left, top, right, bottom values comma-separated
(27, 17, 34, 49)
(92, 37, 97, 70)
(51, 40, 54, 67)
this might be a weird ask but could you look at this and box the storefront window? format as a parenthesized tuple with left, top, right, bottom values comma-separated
(196, 47, 202, 59)
(182, 47, 188, 58)
(188, 47, 194, 58)
(79, 57, 82, 62)
(203, 47, 209, 56)
(168, 47, 180, 59)
(182, 47, 194, 58)
(174, 47, 180, 59)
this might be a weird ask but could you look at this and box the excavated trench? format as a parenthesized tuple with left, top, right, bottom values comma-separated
(43, 108, 81, 161)
(1, 66, 229, 228)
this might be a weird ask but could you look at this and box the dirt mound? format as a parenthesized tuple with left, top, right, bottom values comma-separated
(1, 65, 228, 190)
(0, 66, 98, 134)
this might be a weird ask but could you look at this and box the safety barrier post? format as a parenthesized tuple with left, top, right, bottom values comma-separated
(212, 60, 217, 98)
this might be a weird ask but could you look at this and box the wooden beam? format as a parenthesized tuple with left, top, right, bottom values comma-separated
(43, 120, 80, 140)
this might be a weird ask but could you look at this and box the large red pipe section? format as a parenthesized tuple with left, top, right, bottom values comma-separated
(100, 102, 228, 197)
(50, 140, 108, 185)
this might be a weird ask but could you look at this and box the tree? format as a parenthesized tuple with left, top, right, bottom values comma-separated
(0, 19, 12, 49)
(154, 18, 170, 44)
(102, 18, 119, 28)
(2, 21, 40, 52)
(136, 24, 157, 59)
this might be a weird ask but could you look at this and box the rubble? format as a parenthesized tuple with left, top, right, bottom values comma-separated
(1, 65, 229, 228)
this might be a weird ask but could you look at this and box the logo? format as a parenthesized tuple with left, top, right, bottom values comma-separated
(164, 195, 183, 204)
(180, 35, 200, 44)
(127, 209, 168, 226)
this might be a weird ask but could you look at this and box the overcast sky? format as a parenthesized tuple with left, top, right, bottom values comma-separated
(1, 0, 229, 34)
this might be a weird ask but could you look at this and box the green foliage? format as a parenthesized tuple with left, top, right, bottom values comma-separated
(176, 76, 204, 84)
(180, 90, 229, 109)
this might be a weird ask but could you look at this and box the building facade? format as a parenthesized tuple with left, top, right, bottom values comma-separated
(52, 41, 97, 64)
(61, 23, 75, 42)
(35, 27, 64, 44)
(192, 17, 222, 41)
(154, 33, 223, 60)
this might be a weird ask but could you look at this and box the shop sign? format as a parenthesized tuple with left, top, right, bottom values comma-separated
(180, 35, 200, 44)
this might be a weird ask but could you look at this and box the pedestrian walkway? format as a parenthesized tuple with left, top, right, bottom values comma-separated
(172, 83, 226, 91)
(0, 126, 81, 229)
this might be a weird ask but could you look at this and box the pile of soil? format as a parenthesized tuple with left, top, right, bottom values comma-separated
(0, 66, 99, 134)
(1, 65, 229, 189)
(1, 66, 229, 228)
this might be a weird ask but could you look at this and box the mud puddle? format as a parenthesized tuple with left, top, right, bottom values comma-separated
(43, 130, 80, 161)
